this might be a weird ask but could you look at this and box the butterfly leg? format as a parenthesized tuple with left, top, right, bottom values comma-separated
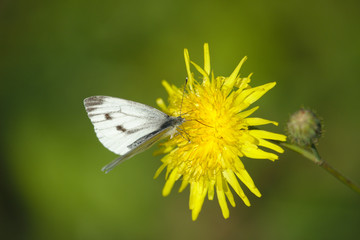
(176, 127, 191, 143)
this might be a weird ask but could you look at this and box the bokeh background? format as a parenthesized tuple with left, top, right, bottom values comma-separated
(1, 0, 359, 239)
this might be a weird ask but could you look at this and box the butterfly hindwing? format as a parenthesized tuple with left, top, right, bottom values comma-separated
(100, 125, 174, 173)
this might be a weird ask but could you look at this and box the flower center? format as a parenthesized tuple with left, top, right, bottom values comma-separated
(174, 86, 242, 181)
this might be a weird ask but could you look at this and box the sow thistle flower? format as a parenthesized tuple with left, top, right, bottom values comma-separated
(154, 43, 286, 220)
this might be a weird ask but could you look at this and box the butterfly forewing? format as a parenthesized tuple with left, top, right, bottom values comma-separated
(84, 96, 170, 155)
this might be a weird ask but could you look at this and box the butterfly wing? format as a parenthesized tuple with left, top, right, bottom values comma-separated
(84, 95, 171, 153)
(100, 125, 175, 173)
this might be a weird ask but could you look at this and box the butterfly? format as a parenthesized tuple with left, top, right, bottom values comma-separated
(84, 96, 185, 173)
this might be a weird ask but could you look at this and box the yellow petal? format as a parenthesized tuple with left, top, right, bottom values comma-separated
(222, 180, 235, 207)
(207, 179, 215, 200)
(156, 98, 168, 113)
(203, 43, 211, 75)
(241, 143, 279, 161)
(258, 138, 284, 153)
(246, 117, 278, 126)
(153, 145, 174, 156)
(178, 179, 189, 192)
(237, 106, 259, 119)
(191, 60, 210, 83)
(161, 80, 174, 96)
(162, 168, 180, 196)
(222, 169, 247, 203)
(244, 82, 276, 104)
(234, 73, 252, 89)
(249, 130, 287, 141)
(153, 163, 167, 179)
(184, 48, 194, 90)
(223, 56, 247, 94)
(235, 82, 276, 111)
(234, 162, 261, 198)
(190, 180, 208, 221)
(216, 174, 229, 219)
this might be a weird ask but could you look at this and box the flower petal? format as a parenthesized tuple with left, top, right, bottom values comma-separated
(241, 143, 279, 161)
(246, 117, 278, 126)
(257, 138, 284, 153)
(207, 179, 215, 200)
(191, 60, 210, 83)
(224, 182, 236, 207)
(249, 130, 287, 141)
(154, 163, 167, 179)
(234, 165, 261, 198)
(162, 168, 180, 196)
(237, 106, 259, 119)
(203, 43, 211, 76)
(184, 48, 194, 90)
(223, 56, 247, 94)
(156, 98, 168, 113)
(235, 82, 276, 111)
(244, 82, 276, 105)
(161, 80, 175, 96)
(222, 169, 248, 204)
(190, 180, 208, 221)
(179, 179, 189, 192)
(234, 73, 252, 89)
(216, 174, 229, 219)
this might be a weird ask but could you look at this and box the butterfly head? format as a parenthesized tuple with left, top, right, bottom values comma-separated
(175, 116, 186, 126)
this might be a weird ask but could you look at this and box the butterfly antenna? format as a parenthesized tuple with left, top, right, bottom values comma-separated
(177, 78, 192, 143)
(179, 77, 188, 117)
(196, 119, 214, 128)
(186, 119, 214, 128)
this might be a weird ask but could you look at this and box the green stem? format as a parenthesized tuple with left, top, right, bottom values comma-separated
(280, 142, 360, 194)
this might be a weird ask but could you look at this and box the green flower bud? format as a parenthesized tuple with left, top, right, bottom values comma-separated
(286, 108, 322, 147)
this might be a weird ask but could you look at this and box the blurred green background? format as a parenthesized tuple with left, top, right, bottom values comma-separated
(1, 0, 359, 239)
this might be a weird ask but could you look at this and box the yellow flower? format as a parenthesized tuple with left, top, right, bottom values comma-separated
(154, 43, 286, 221)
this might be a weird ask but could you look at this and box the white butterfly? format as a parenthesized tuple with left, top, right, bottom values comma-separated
(84, 96, 185, 173)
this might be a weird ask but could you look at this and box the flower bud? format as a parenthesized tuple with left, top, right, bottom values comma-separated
(287, 108, 322, 146)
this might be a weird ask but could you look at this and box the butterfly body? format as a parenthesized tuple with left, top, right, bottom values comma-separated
(84, 96, 185, 173)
